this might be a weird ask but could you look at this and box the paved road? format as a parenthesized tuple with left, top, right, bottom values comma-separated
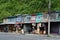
(0, 33, 60, 40)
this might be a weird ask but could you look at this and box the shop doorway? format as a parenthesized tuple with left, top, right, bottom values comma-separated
(0, 25, 5, 32)
(37, 23, 48, 35)
(50, 22, 59, 34)
(23, 23, 32, 34)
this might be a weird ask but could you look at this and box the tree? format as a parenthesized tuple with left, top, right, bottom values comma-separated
(0, 0, 60, 22)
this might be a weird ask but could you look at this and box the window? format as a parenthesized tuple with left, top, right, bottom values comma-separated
(8, 18, 16, 22)
(50, 13, 56, 20)
(8, 19, 13, 22)
(58, 14, 60, 18)
(43, 14, 47, 19)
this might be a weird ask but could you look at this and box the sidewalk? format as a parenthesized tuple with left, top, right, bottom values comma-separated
(50, 34, 60, 38)
(0, 32, 60, 38)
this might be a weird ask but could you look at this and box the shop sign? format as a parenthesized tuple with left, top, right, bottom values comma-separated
(24, 16, 31, 23)
(56, 13, 60, 20)
(17, 16, 23, 23)
(36, 15, 43, 22)
(30, 16, 36, 23)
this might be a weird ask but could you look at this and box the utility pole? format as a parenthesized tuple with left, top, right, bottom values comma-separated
(48, 0, 51, 36)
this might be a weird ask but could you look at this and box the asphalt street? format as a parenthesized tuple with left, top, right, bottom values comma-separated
(0, 32, 60, 40)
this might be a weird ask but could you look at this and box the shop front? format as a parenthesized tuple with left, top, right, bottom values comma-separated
(0, 23, 22, 33)
(50, 22, 60, 34)
(30, 14, 37, 34)
(0, 25, 5, 32)
(50, 13, 60, 35)
(36, 13, 48, 34)
(23, 14, 32, 34)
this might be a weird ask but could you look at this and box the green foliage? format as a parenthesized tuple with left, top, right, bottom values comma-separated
(0, 0, 60, 22)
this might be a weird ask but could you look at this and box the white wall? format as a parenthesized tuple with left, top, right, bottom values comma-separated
(3, 19, 8, 23)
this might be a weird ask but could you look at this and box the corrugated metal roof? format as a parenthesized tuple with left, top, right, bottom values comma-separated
(0, 22, 15, 25)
